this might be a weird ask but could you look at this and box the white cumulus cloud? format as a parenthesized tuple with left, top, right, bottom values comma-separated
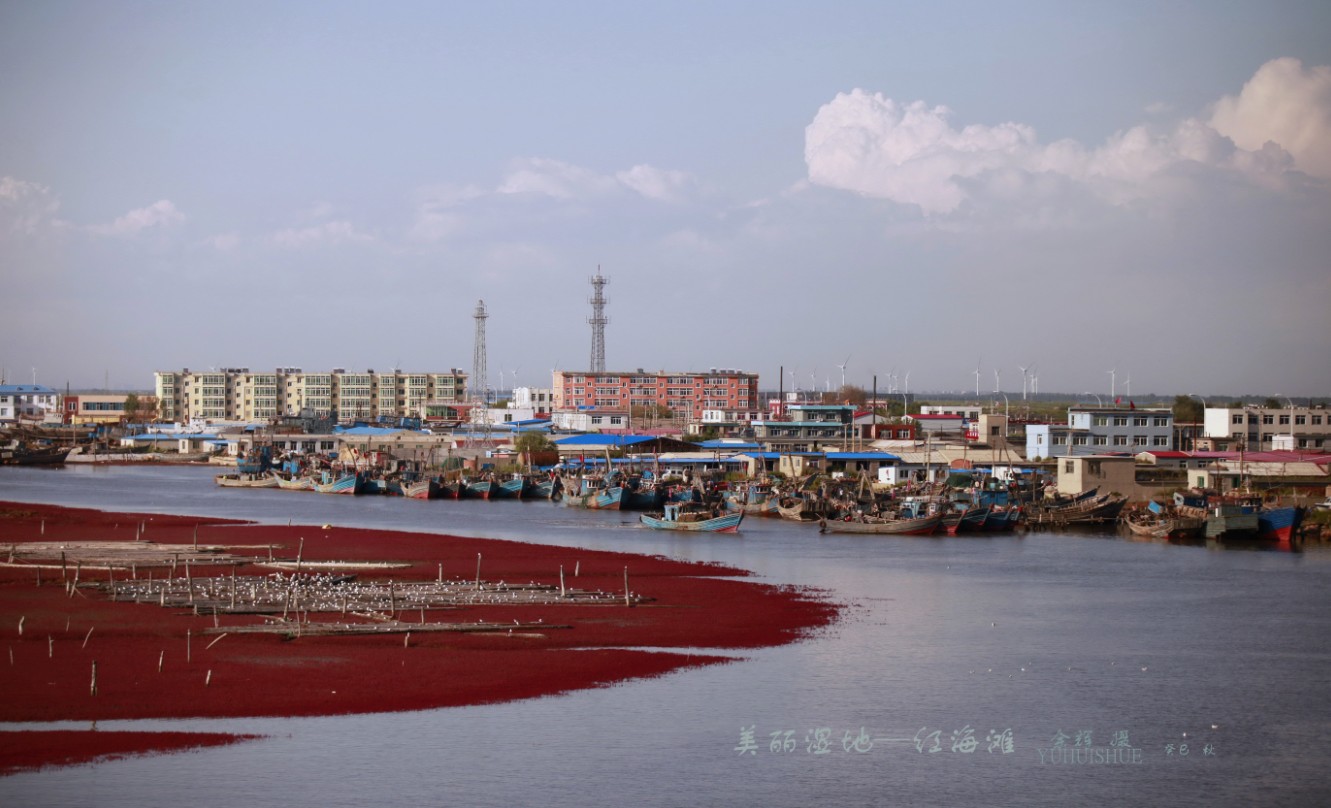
(497, 158, 618, 199)
(805, 58, 1330, 215)
(89, 199, 185, 237)
(615, 164, 692, 203)
(0, 176, 61, 236)
(1209, 57, 1331, 180)
(498, 158, 694, 203)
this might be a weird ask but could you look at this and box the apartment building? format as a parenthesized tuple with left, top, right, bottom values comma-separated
(551, 368, 759, 416)
(1027, 406, 1174, 459)
(154, 367, 468, 423)
(1203, 404, 1331, 451)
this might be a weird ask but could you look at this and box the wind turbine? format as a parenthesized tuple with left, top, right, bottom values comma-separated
(1124, 373, 1131, 399)
(974, 361, 981, 399)
(993, 369, 1001, 394)
(1019, 365, 1030, 400)
(1030, 365, 1039, 396)
(1108, 368, 1117, 402)
(903, 371, 911, 397)
(837, 354, 851, 389)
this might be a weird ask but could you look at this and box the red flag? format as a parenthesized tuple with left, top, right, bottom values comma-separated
(1115, 397, 1121, 405)
(1129, 400, 1136, 410)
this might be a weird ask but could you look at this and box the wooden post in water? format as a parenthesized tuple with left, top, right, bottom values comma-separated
(82, 627, 94, 649)
(193, 524, 198, 551)
(17, 616, 23, 637)
(560, 565, 566, 598)
(48, 636, 53, 658)
(61, 552, 66, 581)
(624, 566, 631, 607)
(475, 553, 482, 591)
(186, 629, 191, 664)
(158, 650, 164, 673)
(90, 660, 97, 696)
(575, 561, 580, 577)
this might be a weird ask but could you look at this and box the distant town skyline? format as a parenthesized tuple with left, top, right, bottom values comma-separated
(3, 2, 1329, 396)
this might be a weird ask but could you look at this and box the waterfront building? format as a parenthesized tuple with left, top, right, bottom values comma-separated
(0, 384, 59, 423)
(1026, 406, 1174, 460)
(551, 368, 758, 418)
(154, 367, 467, 423)
(1202, 404, 1330, 451)
(61, 393, 158, 425)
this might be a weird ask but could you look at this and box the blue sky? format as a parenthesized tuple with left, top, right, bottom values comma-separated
(3, 1, 1329, 398)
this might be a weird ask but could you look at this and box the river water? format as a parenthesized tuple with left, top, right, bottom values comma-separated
(1, 464, 1329, 807)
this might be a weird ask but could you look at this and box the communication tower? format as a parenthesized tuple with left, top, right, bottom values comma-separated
(588, 269, 609, 373)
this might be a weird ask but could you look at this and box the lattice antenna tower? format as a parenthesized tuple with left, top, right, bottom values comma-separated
(588, 268, 609, 373)
(472, 300, 489, 403)
(470, 299, 493, 447)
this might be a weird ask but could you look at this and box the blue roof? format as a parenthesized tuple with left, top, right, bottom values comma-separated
(824, 452, 900, 461)
(334, 426, 414, 436)
(554, 434, 658, 447)
(736, 452, 783, 460)
(697, 440, 761, 450)
(0, 384, 57, 394)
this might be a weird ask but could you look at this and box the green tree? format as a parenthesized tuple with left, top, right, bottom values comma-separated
(122, 393, 140, 424)
(1263, 397, 1282, 409)
(513, 431, 555, 454)
(1172, 395, 1203, 424)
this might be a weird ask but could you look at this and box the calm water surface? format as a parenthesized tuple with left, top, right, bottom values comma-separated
(1, 465, 1329, 807)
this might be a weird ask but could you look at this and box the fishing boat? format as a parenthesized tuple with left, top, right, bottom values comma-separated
(214, 472, 279, 488)
(1028, 493, 1127, 526)
(775, 496, 826, 522)
(1257, 505, 1304, 543)
(530, 477, 556, 499)
(401, 477, 441, 500)
(491, 475, 528, 499)
(465, 478, 493, 500)
(0, 445, 71, 466)
(942, 504, 990, 535)
(1121, 508, 1205, 539)
(820, 511, 943, 536)
(271, 472, 315, 491)
(559, 475, 623, 510)
(640, 502, 744, 533)
(313, 472, 360, 495)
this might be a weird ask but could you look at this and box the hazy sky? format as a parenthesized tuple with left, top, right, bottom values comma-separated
(3, 1, 1329, 398)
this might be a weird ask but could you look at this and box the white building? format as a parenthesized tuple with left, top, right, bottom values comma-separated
(0, 385, 60, 423)
(1203, 405, 1331, 451)
(155, 367, 468, 423)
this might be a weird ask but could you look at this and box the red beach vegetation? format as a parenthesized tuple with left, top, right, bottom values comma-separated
(0, 501, 837, 771)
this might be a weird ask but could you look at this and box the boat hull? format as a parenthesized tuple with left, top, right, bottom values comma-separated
(639, 511, 744, 533)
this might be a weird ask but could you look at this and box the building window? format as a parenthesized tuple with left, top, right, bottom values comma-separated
(1153, 417, 1168, 427)
(1263, 414, 1274, 425)
(1132, 436, 1148, 446)
(1093, 416, 1108, 426)
(1065, 461, 1075, 474)
(1133, 417, 1147, 427)
(1232, 414, 1243, 424)
(1092, 436, 1107, 446)
(1313, 415, 1323, 426)
(1072, 436, 1088, 446)
(1152, 436, 1169, 446)
(1279, 414, 1290, 425)
(1113, 417, 1128, 426)
(1295, 415, 1306, 425)
(1113, 436, 1128, 446)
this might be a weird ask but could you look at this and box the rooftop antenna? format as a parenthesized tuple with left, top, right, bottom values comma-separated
(588, 268, 609, 373)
